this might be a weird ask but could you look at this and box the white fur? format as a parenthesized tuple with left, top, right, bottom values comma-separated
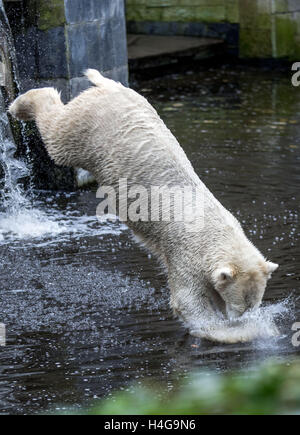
(8, 70, 279, 343)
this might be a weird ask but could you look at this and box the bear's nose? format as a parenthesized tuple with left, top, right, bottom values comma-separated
(226, 305, 244, 320)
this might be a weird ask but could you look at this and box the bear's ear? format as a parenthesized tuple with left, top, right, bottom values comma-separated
(266, 261, 279, 275)
(213, 266, 235, 288)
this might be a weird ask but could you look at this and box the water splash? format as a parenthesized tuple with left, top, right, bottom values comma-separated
(190, 298, 292, 345)
(0, 205, 125, 244)
(0, 103, 59, 241)
(0, 102, 124, 243)
(0, 114, 28, 201)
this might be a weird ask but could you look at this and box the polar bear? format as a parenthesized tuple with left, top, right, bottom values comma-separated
(9, 69, 279, 343)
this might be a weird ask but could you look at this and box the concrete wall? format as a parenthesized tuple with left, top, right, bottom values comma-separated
(6, 0, 128, 100)
(271, 0, 300, 59)
(0, 0, 18, 103)
(126, 0, 239, 54)
(126, 0, 238, 23)
(239, 0, 300, 59)
(126, 0, 300, 60)
(3, 0, 128, 190)
(65, 0, 128, 96)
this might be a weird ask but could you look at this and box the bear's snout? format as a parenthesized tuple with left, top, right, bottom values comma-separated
(226, 304, 246, 320)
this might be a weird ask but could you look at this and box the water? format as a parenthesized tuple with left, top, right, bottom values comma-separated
(0, 95, 76, 243)
(0, 65, 299, 414)
(0, 0, 54, 242)
(0, 89, 27, 238)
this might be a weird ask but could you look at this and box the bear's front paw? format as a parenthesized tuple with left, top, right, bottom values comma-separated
(190, 323, 280, 344)
(190, 328, 250, 344)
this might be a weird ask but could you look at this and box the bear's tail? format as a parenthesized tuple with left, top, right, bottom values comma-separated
(84, 69, 120, 92)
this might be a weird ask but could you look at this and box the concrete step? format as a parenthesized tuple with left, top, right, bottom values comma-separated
(127, 34, 224, 70)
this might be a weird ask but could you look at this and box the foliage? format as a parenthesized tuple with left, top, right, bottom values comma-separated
(81, 360, 300, 415)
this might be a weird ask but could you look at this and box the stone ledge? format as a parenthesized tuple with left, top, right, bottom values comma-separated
(127, 33, 223, 60)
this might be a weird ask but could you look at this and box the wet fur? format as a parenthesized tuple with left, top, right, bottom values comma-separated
(9, 70, 279, 343)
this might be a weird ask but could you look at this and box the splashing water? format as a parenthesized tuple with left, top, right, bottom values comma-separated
(0, 1, 101, 244)
(0, 105, 123, 243)
(0, 115, 28, 207)
(190, 298, 292, 345)
(0, 105, 61, 241)
(0, 5, 63, 243)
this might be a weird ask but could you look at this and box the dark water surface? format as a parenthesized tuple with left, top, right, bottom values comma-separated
(0, 66, 300, 414)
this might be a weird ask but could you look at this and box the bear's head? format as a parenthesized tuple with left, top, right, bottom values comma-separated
(212, 260, 278, 319)
(9, 88, 62, 122)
